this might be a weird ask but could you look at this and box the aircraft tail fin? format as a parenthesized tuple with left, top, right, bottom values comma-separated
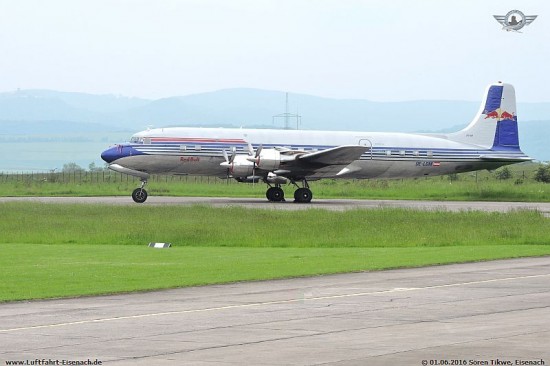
(448, 82, 520, 150)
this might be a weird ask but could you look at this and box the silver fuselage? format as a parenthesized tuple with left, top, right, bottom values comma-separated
(102, 127, 527, 180)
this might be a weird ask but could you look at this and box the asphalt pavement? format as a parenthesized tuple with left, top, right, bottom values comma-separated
(2, 196, 550, 214)
(1, 257, 549, 365)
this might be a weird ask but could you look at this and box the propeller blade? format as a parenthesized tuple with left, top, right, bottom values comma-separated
(255, 144, 263, 158)
(223, 150, 229, 162)
(247, 142, 254, 155)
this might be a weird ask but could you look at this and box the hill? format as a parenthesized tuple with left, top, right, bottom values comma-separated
(0, 88, 548, 170)
(2, 88, 550, 131)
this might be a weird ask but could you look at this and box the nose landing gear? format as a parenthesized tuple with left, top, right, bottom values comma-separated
(132, 180, 148, 203)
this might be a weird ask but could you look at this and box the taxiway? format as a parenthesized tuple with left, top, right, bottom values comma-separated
(1, 257, 549, 365)
(2, 196, 550, 214)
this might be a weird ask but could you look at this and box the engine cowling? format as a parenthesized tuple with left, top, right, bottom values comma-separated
(247, 149, 281, 171)
(220, 155, 254, 177)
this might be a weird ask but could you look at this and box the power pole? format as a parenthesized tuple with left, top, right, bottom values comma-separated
(273, 92, 301, 130)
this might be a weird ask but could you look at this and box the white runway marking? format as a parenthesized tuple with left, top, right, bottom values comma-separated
(2, 273, 549, 334)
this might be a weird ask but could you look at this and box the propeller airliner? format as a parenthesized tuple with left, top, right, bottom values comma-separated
(101, 82, 531, 203)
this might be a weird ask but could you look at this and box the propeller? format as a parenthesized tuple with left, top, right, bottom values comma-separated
(222, 147, 237, 181)
(247, 143, 263, 186)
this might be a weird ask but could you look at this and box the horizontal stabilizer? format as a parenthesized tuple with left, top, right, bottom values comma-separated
(297, 145, 369, 165)
(479, 155, 532, 162)
(108, 164, 150, 180)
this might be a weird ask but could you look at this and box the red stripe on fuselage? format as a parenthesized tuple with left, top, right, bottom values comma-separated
(150, 137, 246, 143)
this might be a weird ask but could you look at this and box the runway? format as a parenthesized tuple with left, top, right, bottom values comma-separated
(1, 257, 549, 365)
(2, 195, 550, 214)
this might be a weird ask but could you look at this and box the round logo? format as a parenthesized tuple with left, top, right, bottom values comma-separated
(504, 10, 526, 31)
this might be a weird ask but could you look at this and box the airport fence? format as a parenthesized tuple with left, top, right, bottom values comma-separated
(0, 164, 540, 186)
(0, 171, 238, 185)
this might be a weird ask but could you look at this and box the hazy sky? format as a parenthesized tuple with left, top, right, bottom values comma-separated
(1, 0, 548, 101)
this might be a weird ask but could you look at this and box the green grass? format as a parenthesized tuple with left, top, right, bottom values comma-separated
(2, 177, 550, 202)
(2, 203, 550, 247)
(2, 162, 550, 201)
(1, 202, 550, 302)
(2, 244, 549, 302)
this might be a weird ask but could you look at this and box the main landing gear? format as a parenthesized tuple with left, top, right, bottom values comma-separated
(265, 180, 313, 203)
(293, 187, 313, 203)
(266, 185, 285, 202)
(132, 180, 148, 203)
(292, 179, 313, 203)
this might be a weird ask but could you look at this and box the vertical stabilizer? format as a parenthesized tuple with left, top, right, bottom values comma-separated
(448, 82, 520, 150)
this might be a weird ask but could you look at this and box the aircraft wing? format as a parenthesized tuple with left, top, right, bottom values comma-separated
(297, 145, 369, 165)
(277, 145, 369, 178)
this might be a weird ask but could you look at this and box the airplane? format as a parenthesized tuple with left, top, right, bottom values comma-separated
(101, 82, 532, 203)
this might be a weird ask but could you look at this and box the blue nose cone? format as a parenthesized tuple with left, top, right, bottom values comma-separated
(101, 144, 144, 163)
(101, 146, 121, 164)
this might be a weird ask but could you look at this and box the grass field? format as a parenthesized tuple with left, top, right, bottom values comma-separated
(1, 202, 549, 302)
(2, 175, 550, 202)
(1, 162, 550, 201)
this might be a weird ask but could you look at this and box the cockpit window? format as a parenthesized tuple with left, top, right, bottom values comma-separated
(130, 136, 143, 144)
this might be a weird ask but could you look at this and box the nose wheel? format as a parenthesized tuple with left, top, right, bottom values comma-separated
(132, 180, 148, 203)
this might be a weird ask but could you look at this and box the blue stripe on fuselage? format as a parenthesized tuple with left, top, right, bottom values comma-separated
(131, 143, 526, 161)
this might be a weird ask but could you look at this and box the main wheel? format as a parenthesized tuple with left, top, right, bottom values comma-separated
(266, 187, 285, 202)
(132, 188, 148, 203)
(294, 188, 312, 203)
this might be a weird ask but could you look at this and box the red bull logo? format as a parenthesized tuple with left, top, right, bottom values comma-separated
(501, 111, 514, 119)
(484, 108, 515, 121)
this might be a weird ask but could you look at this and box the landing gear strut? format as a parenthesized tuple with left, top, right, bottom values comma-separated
(132, 180, 148, 203)
(264, 180, 313, 203)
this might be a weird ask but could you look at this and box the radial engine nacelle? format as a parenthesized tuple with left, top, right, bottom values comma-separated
(220, 155, 255, 177)
(246, 149, 282, 171)
(222, 148, 304, 178)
